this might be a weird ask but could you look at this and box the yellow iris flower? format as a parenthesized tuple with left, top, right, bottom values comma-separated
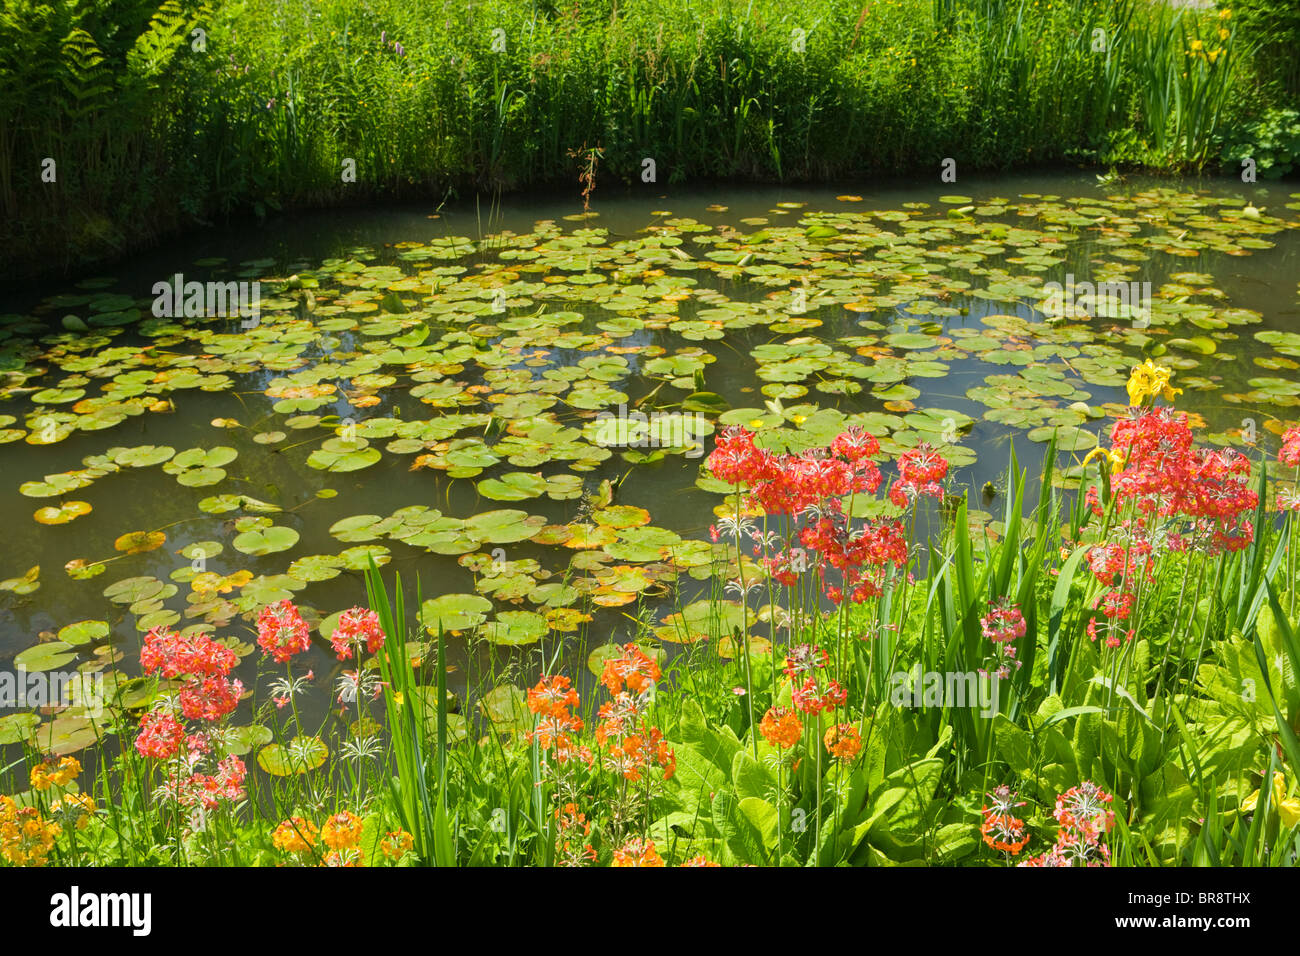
(1126, 359, 1183, 407)
(1242, 772, 1300, 828)
(1081, 446, 1126, 474)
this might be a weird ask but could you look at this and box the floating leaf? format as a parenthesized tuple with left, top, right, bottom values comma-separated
(232, 526, 300, 556)
(421, 593, 492, 632)
(257, 736, 329, 775)
(114, 531, 166, 554)
(15, 641, 77, 672)
(485, 610, 548, 646)
(34, 501, 92, 524)
(57, 620, 109, 646)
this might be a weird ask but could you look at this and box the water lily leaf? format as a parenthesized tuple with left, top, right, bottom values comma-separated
(1026, 425, 1098, 451)
(591, 505, 652, 529)
(485, 610, 548, 646)
(477, 472, 548, 501)
(114, 531, 166, 554)
(197, 493, 281, 514)
(337, 545, 391, 569)
(37, 715, 107, 756)
(479, 685, 529, 731)
(224, 725, 273, 756)
(57, 620, 109, 646)
(464, 509, 546, 544)
(257, 736, 329, 775)
(0, 713, 41, 745)
(0, 565, 40, 594)
(112, 445, 176, 467)
(34, 501, 92, 524)
(422, 593, 492, 632)
(307, 445, 382, 472)
(657, 599, 749, 643)
(104, 576, 163, 604)
(286, 554, 344, 582)
(15, 641, 77, 672)
(232, 526, 300, 556)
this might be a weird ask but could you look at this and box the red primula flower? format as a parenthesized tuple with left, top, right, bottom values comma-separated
(140, 626, 237, 679)
(257, 600, 312, 663)
(328, 607, 385, 661)
(135, 711, 186, 760)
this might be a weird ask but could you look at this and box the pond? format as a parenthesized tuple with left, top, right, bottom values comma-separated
(2, 170, 1299, 756)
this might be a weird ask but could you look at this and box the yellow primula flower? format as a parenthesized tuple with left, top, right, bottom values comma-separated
(1242, 772, 1300, 828)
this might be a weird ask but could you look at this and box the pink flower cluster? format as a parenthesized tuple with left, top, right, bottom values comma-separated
(979, 600, 1026, 680)
(1019, 781, 1116, 867)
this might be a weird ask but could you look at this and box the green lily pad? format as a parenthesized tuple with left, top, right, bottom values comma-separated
(421, 593, 492, 632)
(257, 736, 329, 775)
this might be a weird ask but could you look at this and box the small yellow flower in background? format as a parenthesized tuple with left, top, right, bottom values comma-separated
(1218, 27, 1230, 40)
(1219, 8, 1232, 20)
(381, 829, 415, 860)
(29, 756, 81, 791)
(748, 418, 766, 429)
(1126, 359, 1182, 407)
(49, 793, 96, 831)
(1242, 772, 1300, 828)
(1190, 39, 1203, 52)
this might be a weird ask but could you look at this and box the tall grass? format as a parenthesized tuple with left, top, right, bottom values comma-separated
(0, 0, 1282, 281)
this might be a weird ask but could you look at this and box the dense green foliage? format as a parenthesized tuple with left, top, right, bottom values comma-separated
(0, 0, 1293, 280)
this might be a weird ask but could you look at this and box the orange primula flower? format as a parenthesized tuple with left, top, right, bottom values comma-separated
(759, 707, 803, 750)
(601, 643, 660, 696)
(823, 723, 862, 762)
(527, 674, 580, 719)
(271, 816, 319, 853)
(29, 756, 81, 791)
(612, 838, 665, 867)
(381, 829, 415, 860)
(320, 811, 364, 850)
